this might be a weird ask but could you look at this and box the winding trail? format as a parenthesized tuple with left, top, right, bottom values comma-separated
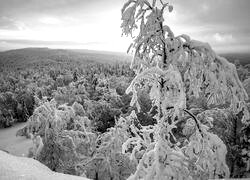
(0, 122, 32, 157)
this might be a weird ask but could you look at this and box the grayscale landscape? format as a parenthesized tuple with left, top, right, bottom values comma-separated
(0, 0, 250, 179)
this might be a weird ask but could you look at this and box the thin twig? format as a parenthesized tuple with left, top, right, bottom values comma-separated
(183, 109, 204, 137)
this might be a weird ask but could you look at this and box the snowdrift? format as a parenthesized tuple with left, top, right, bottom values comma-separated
(0, 150, 90, 180)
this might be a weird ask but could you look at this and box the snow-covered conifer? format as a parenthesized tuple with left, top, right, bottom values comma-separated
(121, 0, 249, 179)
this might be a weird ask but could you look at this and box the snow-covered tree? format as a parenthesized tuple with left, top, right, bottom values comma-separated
(121, 0, 249, 179)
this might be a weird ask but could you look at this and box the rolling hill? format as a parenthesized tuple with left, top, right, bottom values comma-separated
(0, 48, 249, 68)
(220, 52, 250, 65)
(0, 48, 131, 68)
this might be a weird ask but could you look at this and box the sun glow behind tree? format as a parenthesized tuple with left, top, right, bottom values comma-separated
(0, 7, 132, 52)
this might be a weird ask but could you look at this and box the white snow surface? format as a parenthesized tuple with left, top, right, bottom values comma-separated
(0, 122, 32, 157)
(0, 150, 90, 180)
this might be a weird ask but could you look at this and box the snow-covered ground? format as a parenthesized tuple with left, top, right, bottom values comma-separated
(0, 150, 90, 180)
(0, 124, 91, 180)
(0, 122, 32, 157)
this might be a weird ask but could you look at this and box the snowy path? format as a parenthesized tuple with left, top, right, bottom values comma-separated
(0, 122, 32, 157)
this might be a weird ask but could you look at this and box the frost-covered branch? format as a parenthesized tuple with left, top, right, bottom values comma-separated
(121, 0, 250, 179)
(183, 109, 203, 137)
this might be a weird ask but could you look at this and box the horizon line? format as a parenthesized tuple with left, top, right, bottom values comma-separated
(0, 46, 249, 55)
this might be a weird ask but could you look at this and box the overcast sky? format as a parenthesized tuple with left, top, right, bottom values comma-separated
(0, 0, 249, 53)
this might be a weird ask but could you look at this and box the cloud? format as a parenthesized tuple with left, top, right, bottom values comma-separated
(164, 0, 250, 53)
(0, 16, 27, 30)
(0, 39, 101, 45)
(172, 0, 250, 26)
(39, 17, 62, 25)
(0, 0, 249, 53)
(0, 0, 120, 18)
(213, 33, 233, 43)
